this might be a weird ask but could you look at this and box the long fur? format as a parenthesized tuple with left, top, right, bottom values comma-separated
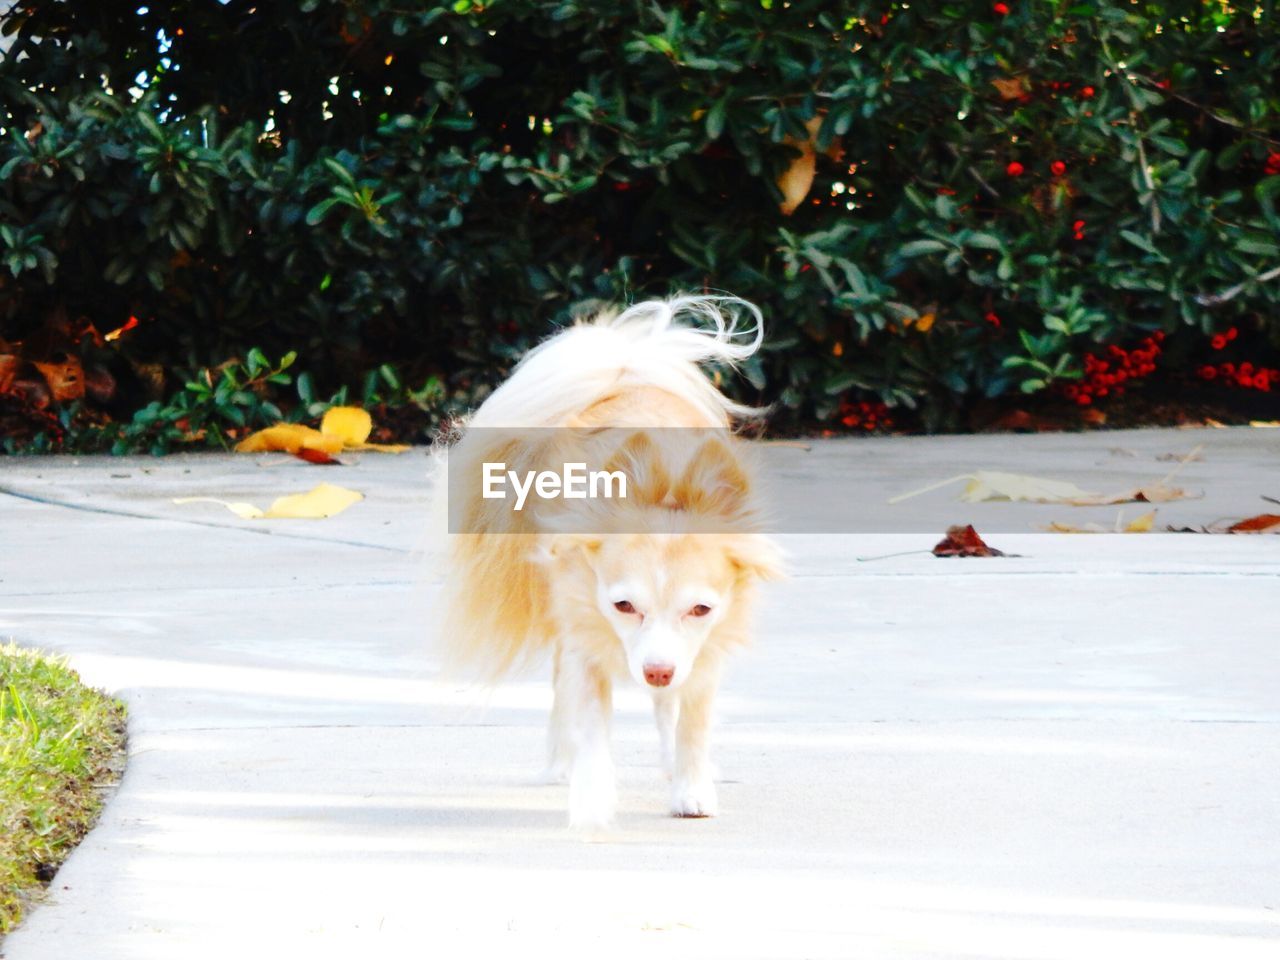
(438, 295, 765, 679)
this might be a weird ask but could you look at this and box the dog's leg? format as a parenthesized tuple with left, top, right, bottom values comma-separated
(670, 660, 721, 818)
(559, 647, 616, 829)
(541, 642, 572, 783)
(653, 691, 679, 779)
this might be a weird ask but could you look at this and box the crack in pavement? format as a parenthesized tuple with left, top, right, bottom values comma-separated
(0, 484, 411, 554)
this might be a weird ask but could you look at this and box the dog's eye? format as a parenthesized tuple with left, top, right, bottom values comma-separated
(690, 604, 712, 617)
(613, 600, 637, 614)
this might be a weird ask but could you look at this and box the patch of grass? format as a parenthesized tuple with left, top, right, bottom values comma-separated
(0, 643, 127, 934)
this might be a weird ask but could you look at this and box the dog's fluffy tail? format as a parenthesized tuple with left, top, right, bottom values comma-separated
(468, 294, 764, 430)
(433, 294, 765, 680)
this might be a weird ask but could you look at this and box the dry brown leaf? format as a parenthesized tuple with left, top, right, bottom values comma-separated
(932, 524, 1006, 557)
(0, 354, 18, 394)
(1075, 445, 1203, 504)
(890, 471, 1097, 505)
(891, 455, 1201, 507)
(1079, 408, 1107, 426)
(1066, 484, 1192, 506)
(1227, 513, 1280, 534)
(32, 355, 85, 403)
(294, 447, 342, 465)
(992, 76, 1030, 101)
(777, 115, 842, 216)
(777, 143, 816, 215)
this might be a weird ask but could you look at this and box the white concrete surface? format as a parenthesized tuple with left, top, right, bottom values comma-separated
(1, 427, 1278, 959)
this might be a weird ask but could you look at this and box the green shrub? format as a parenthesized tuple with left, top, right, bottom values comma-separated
(2, 0, 1278, 435)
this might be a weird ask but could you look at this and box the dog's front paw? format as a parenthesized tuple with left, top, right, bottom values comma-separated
(670, 775, 718, 818)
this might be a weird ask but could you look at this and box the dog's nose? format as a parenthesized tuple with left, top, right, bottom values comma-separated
(643, 662, 675, 687)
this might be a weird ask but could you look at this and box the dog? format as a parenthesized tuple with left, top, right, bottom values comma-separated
(438, 295, 781, 828)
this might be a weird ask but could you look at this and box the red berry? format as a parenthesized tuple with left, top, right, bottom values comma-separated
(1073, 220, 1085, 231)
(1210, 335, 1227, 350)
(1081, 86, 1095, 99)
(1226, 326, 1238, 340)
(984, 311, 1002, 327)
(1076, 393, 1092, 405)
(1006, 161, 1024, 177)
(993, 2, 1010, 14)
(1198, 366, 1216, 380)
(1050, 160, 1067, 176)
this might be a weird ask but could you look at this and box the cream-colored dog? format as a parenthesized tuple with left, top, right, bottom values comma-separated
(440, 296, 781, 828)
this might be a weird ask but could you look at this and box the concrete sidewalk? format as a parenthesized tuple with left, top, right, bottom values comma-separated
(1, 427, 1278, 959)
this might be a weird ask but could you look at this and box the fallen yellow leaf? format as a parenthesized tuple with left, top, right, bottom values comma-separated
(1126, 510, 1156, 532)
(347, 442, 412, 453)
(321, 406, 373, 445)
(889, 471, 1096, 505)
(1045, 510, 1157, 533)
(172, 497, 265, 520)
(237, 407, 408, 456)
(235, 423, 344, 455)
(891, 449, 1202, 507)
(174, 483, 363, 519)
(1066, 484, 1191, 506)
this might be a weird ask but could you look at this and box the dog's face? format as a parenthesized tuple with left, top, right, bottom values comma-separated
(593, 534, 737, 689)
(540, 435, 782, 690)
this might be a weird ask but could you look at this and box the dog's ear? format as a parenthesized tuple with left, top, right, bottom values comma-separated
(728, 534, 787, 582)
(673, 438, 751, 521)
(535, 531, 602, 565)
(602, 431, 670, 506)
